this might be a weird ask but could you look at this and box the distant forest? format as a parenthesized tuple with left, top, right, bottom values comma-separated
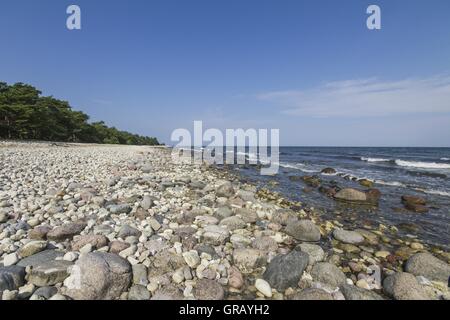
(0, 81, 160, 145)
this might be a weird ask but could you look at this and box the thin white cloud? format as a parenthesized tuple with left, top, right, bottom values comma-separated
(257, 75, 450, 117)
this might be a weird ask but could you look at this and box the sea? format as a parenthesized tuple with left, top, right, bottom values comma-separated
(212, 147, 450, 249)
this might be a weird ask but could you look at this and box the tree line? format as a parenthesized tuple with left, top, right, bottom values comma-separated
(0, 81, 160, 145)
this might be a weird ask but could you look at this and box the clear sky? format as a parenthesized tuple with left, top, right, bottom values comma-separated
(1, 0, 450, 146)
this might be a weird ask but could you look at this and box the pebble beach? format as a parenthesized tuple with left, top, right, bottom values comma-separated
(0, 141, 449, 300)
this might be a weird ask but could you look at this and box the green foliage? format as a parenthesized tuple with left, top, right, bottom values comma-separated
(0, 81, 160, 145)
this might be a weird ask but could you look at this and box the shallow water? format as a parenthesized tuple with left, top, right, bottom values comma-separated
(228, 147, 450, 249)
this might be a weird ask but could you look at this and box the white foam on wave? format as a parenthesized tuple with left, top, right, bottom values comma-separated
(361, 157, 391, 162)
(395, 160, 450, 170)
(413, 188, 450, 197)
(441, 157, 450, 161)
(279, 162, 319, 173)
(375, 180, 406, 187)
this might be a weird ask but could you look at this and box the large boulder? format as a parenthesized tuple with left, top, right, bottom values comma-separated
(64, 252, 132, 300)
(404, 252, 450, 282)
(71, 235, 109, 251)
(285, 220, 321, 242)
(263, 250, 309, 291)
(383, 272, 430, 300)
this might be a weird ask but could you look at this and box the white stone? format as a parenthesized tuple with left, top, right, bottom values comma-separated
(255, 279, 272, 298)
(3, 252, 19, 266)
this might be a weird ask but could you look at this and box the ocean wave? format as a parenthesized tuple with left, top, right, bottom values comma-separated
(375, 180, 407, 187)
(279, 162, 319, 173)
(413, 188, 450, 197)
(441, 157, 450, 161)
(361, 157, 391, 163)
(395, 160, 450, 170)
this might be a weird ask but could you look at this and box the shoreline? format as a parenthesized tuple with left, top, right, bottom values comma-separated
(0, 141, 449, 300)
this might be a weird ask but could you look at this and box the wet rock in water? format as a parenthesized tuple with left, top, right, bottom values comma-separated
(215, 181, 235, 198)
(318, 185, 337, 197)
(47, 221, 87, 241)
(71, 235, 109, 251)
(151, 285, 184, 300)
(263, 250, 309, 291)
(404, 252, 450, 282)
(194, 279, 225, 300)
(0, 266, 26, 291)
(311, 262, 346, 288)
(128, 285, 150, 300)
(321, 168, 336, 175)
(359, 179, 374, 188)
(285, 220, 321, 242)
(232, 249, 266, 273)
(290, 288, 334, 300)
(333, 229, 364, 245)
(340, 284, 384, 300)
(301, 175, 321, 187)
(333, 188, 380, 205)
(383, 272, 430, 300)
(297, 243, 325, 265)
(28, 259, 73, 286)
(64, 252, 132, 300)
(401, 195, 429, 213)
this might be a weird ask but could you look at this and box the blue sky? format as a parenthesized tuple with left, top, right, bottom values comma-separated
(1, 0, 450, 146)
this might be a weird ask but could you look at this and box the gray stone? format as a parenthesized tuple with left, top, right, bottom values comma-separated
(18, 241, 48, 258)
(263, 250, 309, 291)
(232, 249, 266, 273)
(47, 221, 87, 241)
(128, 285, 150, 300)
(311, 262, 346, 288)
(71, 235, 109, 251)
(64, 252, 132, 300)
(333, 229, 364, 245)
(151, 285, 183, 300)
(108, 204, 132, 214)
(340, 284, 384, 300)
(17, 250, 64, 267)
(132, 264, 148, 286)
(215, 206, 233, 220)
(194, 279, 225, 300)
(383, 272, 430, 300)
(285, 220, 321, 242)
(28, 259, 73, 286)
(202, 225, 229, 245)
(118, 225, 142, 239)
(219, 216, 246, 231)
(215, 181, 235, 198)
(297, 243, 325, 265)
(291, 288, 334, 300)
(33, 286, 58, 299)
(141, 195, 154, 210)
(405, 252, 450, 283)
